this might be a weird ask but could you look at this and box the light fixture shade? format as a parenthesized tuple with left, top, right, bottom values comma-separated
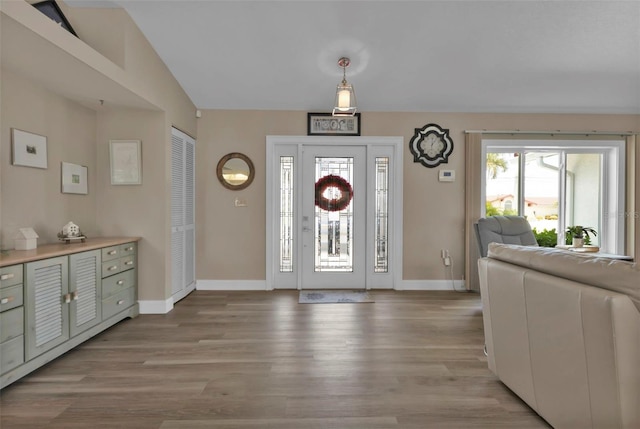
(333, 82, 357, 116)
(332, 57, 357, 116)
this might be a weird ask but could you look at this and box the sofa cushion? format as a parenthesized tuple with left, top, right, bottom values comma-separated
(487, 243, 640, 310)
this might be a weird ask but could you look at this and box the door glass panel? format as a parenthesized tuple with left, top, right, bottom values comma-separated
(375, 157, 389, 273)
(485, 152, 519, 216)
(314, 157, 354, 272)
(524, 152, 560, 236)
(279, 156, 294, 272)
(565, 153, 601, 246)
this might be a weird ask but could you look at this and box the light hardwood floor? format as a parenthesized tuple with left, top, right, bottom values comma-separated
(0, 291, 550, 428)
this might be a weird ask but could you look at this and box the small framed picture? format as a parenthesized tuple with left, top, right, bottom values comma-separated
(61, 162, 88, 194)
(32, 1, 78, 37)
(307, 112, 361, 136)
(11, 128, 48, 169)
(110, 140, 142, 185)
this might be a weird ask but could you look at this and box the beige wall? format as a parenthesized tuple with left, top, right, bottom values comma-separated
(1, 69, 98, 247)
(196, 111, 301, 280)
(63, 3, 197, 134)
(95, 109, 167, 302)
(3, 1, 637, 297)
(77, 5, 198, 302)
(1, 2, 196, 305)
(60, 5, 126, 68)
(197, 110, 639, 284)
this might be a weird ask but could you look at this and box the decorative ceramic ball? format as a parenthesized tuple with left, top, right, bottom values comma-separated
(62, 222, 81, 237)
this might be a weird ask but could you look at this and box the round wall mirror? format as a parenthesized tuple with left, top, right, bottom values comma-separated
(216, 152, 255, 190)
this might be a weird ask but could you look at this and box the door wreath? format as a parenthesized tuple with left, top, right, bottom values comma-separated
(314, 174, 353, 212)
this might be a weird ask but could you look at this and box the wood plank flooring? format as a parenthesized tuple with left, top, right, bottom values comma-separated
(0, 291, 550, 428)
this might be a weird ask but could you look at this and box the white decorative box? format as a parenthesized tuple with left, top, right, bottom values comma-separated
(14, 227, 39, 250)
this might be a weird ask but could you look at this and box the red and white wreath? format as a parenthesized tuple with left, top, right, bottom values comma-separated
(314, 174, 353, 212)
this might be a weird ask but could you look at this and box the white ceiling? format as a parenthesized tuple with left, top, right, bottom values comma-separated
(71, 0, 640, 114)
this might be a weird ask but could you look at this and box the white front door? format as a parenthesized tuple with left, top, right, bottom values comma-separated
(301, 145, 366, 289)
(266, 136, 403, 291)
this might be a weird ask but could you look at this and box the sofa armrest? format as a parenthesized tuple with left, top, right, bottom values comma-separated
(479, 257, 640, 429)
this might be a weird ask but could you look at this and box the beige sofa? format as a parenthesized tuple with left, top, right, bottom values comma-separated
(478, 243, 640, 429)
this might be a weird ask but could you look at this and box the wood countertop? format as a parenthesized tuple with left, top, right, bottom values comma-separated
(0, 237, 141, 267)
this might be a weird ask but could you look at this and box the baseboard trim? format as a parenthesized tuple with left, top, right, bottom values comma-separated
(400, 280, 467, 291)
(196, 280, 465, 291)
(172, 282, 196, 303)
(197, 280, 267, 291)
(138, 297, 174, 314)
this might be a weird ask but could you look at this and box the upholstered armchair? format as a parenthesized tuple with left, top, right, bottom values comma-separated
(474, 215, 538, 257)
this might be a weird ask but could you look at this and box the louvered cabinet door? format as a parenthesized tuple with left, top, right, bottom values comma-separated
(25, 256, 69, 361)
(69, 250, 101, 337)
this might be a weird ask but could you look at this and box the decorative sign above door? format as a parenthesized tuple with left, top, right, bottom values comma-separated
(409, 123, 454, 168)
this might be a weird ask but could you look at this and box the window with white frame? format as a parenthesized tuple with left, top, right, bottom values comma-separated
(482, 139, 626, 254)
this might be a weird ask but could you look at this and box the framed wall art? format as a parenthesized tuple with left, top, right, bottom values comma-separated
(110, 140, 142, 185)
(61, 162, 88, 194)
(11, 128, 48, 169)
(307, 112, 361, 136)
(32, 0, 78, 37)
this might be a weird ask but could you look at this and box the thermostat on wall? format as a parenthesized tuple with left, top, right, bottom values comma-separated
(439, 170, 455, 182)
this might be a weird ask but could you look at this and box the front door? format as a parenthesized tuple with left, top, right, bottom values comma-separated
(301, 146, 366, 289)
(266, 136, 403, 291)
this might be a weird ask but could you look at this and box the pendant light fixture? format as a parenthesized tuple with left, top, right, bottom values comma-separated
(332, 57, 357, 116)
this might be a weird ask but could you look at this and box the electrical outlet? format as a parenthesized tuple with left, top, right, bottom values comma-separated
(441, 249, 451, 266)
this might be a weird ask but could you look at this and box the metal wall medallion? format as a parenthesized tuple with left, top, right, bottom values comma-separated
(409, 123, 454, 168)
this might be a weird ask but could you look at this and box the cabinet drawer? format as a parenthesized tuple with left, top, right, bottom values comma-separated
(0, 285, 23, 313)
(120, 242, 136, 257)
(101, 259, 121, 278)
(120, 255, 136, 271)
(102, 269, 135, 299)
(102, 287, 135, 320)
(0, 335, 24, 374)
(0, 307, 24, 343)
(101, 245, 120, 262)
(0, 265, 23, 289)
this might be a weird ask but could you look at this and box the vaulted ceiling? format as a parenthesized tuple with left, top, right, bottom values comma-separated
(69, 0, 640, 114)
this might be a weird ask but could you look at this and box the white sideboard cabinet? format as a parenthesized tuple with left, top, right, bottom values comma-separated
(0, 238, 140, 389)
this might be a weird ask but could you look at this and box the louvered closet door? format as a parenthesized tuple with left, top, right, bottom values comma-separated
(69, 250, 101, 337)
(184, 140, 195, 288)
(25, 256, 69, 361)
(171, 127, 196, 302)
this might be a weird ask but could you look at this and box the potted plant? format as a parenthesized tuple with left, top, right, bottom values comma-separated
(565, 225, 597, 248)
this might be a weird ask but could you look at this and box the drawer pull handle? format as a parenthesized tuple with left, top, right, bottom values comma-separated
(108, 250, 117, 255)
(117, 280, 124, 285)
(108, 265, 118, 271)
(125, 247, 133, 251)
(125, 261, 133, 266)
(117, 300, 125, 305)
(0, 273, 15, 281)
(1, 297, 13, 304)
